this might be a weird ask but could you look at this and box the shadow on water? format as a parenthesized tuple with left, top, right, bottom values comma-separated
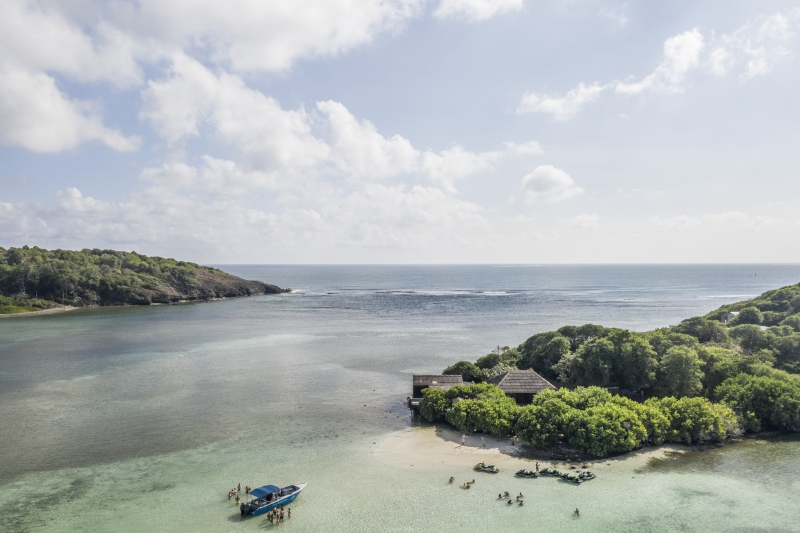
(0, 477, 92, 533)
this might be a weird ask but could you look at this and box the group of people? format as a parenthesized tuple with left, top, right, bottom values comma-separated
(227, 483, 252, 505)
(267, 505, 290, 524)
(498, 491, 524, 507)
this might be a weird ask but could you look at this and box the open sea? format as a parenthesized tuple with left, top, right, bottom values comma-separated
(1, 264, 800, 533)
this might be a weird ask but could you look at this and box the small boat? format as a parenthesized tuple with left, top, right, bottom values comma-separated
(474, 462, 499, 473)
(514, 469, 539, 478)
(239, 483, 306, 517)
(559, 471, 596, 484)
(538, 468, 561, 477)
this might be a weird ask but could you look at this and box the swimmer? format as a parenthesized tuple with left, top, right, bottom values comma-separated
(519, 500, 524, 506)
(507, 500, 513, 505)
(574, 508, 580, 517)
(449, 477, 455, 484)
(503, 491, 510, 498)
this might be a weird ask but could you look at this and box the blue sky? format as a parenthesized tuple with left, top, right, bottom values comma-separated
(1, 0, 798, 263)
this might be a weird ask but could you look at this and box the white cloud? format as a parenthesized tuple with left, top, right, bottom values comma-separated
(421, 145, 501, 192)
(517, 83, 607, 120)
(0, 0, 425, 153)
(141, 57, 512, 192)
(433, 0, 523, 22)
(141, 55, 329, 174)
(521, 165, 584, 203)
(709, 12, 797, 81)
(125, 0, 424, 73)
(318, 100, 419, 182)
(599, 3, 630, 27)
(503, 140, 543, 154)
(0, 0, 142, 87)
(615, 29, 705, 95)
(0, 183, 486, 255)
(0, 68, 140, 152)
(520, 28, 707, 119)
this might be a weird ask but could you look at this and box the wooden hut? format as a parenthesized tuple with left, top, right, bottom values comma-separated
(485, 369, 556, 404)
(412, 375, 464, 398)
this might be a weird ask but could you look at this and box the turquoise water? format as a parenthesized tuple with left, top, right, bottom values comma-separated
(1, 265, 799, 532)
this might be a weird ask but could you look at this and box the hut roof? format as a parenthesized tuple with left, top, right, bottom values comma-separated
(485, 369, 556, 394)
(413, 375, 464, 388)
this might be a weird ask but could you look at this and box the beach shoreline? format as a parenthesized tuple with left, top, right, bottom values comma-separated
(374, 425, 690, 474)
(0, 305, 77, 318)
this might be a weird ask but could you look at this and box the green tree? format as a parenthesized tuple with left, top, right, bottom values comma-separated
(729, 324, 768, 352)
(733, 307, 764, 325)
(617, 335, 658, 391)
(574, 338, 615, 386)
(673, 316, 728, 344)
(419, 388, 449, 422)
(442, 361, 484, 383)
(657, 346, 703, 398)
(475, 353, 502, 369)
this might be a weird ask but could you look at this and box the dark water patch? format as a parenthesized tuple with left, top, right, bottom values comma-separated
(0, 477, 92, 533)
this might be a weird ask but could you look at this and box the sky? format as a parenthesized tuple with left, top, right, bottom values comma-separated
(1, 0, 799, 264)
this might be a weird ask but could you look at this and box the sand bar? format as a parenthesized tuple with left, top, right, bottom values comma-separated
(374, 425, 689, 474)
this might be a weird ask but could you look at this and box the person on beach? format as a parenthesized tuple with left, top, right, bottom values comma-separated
(461, 434, 466, 446)
(481, 437, 486, 448)
(535, 461, 540, 472)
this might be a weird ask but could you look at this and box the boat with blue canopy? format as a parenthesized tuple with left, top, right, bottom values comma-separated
(239, 483, 306, 517)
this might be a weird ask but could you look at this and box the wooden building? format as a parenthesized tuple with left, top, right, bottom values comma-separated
(412, 375, 464, 398)
(485, 369, 556, 404)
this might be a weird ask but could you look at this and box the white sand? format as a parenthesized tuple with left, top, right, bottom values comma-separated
(374, 425, 688, 474)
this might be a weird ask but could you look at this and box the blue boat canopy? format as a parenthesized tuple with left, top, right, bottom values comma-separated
(249, 485, 280, 498)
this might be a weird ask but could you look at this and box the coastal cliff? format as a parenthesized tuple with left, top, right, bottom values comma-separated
(0, 246, 288, 314)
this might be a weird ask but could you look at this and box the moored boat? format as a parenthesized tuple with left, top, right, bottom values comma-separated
(514, 469, 539, 478)
(474, 462, 499, 473)
(240, 483, 306, 517)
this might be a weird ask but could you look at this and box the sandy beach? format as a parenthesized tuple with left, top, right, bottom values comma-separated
(374, 425, 689, 474)
(0, 305, 76, 318)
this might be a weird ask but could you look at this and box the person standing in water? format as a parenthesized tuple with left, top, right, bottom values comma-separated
(574, 508, 580, 517)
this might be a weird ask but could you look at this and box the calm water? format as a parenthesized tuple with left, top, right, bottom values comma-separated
(1, 264, 799, 532)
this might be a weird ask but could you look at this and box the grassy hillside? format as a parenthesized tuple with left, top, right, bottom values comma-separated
(0, 246, 286, 312)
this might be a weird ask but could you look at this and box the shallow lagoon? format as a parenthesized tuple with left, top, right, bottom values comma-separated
(2, 265, 800, 532)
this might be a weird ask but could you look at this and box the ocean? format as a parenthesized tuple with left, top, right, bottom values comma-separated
(1, 264, 799, 532)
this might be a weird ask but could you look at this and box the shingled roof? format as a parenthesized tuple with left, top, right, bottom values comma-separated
(485, 369, 556, 394)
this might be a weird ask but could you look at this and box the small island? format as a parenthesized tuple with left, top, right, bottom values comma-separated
(416, 282, 800, 458)
(0, 246, 288, 315)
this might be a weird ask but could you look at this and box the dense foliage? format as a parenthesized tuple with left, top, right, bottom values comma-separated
(420, 385, 737, 456)
(425, 283, 800, 455)
(0, 246, 225, 308)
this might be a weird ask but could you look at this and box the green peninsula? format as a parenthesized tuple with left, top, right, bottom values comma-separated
(421, 282, 800, 457)
(0, 246, 287, 314)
